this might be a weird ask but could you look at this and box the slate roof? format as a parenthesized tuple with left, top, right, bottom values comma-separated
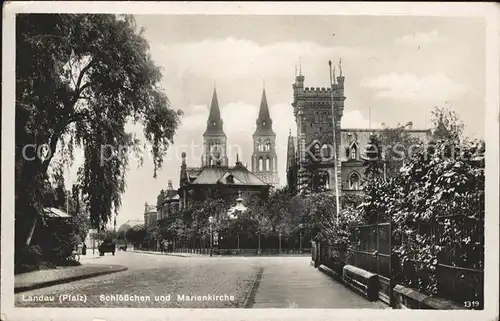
(340, 128, 431, 162)
(188, 164, 268, 186)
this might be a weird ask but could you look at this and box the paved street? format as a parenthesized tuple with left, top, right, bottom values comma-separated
(15, 251, 386, 308)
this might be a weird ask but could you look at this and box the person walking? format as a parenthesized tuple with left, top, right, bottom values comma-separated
(82, 243, 87, 255)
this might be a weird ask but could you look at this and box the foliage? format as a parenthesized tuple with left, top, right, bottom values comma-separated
(383, 138, 484, 296)
(362, 133, 384, 181)
(124, 224, 146, 247)
(15, 14, 182, 261)
(378, 124, 423, 179)
(431, 105, 465, 142)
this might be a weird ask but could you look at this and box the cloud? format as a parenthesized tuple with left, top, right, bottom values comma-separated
(360, 72, 468, 102)
(153, 37, 375, 88)
(395, 30, 442, 46)
(342, 110, 382, 129)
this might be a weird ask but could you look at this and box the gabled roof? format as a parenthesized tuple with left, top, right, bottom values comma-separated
(340, 128, 431, 162)
(186, 167, 203, 183)
(189, 165, 268, 186)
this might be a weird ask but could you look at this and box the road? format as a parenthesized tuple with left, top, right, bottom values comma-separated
(15, 251, 386, 309)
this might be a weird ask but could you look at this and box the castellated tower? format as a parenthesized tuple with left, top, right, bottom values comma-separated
(251, 87, 279, 187)
(291, 61, 346, 193)
(201, 87, 228, 167)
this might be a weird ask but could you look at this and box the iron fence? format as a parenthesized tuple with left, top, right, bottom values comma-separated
(395, 214, 484, 309)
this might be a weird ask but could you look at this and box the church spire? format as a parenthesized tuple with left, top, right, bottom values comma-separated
(204, 87, 225, 137)
(254, 87, 274, 135)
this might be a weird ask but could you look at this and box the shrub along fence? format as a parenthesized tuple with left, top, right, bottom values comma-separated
(314, 213, 483, 309)
(393, 214, 484, 309)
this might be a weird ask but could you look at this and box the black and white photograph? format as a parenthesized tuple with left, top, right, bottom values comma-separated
(2, 2, 499, 321)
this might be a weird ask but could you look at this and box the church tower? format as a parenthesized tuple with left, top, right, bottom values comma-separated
(202, 87, 228, 167)
(251, 87, 279, 186)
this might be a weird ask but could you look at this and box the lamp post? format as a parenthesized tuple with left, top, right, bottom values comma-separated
(209, 216, 214, 257)
(299, 224, 304, 254)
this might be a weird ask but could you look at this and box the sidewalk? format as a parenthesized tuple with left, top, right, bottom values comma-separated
(14, 263, 128, 293)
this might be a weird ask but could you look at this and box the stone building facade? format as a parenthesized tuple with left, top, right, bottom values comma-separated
(286, 62, 431, 195)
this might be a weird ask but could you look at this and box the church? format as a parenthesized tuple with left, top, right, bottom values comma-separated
(178, 87, 279, 209)
(286, 61, 431, 195)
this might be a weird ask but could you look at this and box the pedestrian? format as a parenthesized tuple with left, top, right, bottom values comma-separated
(82, 243, 87, 255)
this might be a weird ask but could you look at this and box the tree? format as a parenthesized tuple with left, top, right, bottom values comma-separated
(378, 124, 423, 179)
(431, 105, 465, 142)
(15, 14, 182, 258)
(362, 133, 384, 181)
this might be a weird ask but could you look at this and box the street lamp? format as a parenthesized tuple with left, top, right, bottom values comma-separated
(299, 223, 304, 254)
(209, 216, 214, 257)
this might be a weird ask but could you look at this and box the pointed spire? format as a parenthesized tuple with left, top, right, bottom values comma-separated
(299, 57, 302, 76)
(204, 86, 225, 136)
(339, 58, 343, 77)
(289, 129, 292, 136)
(333, 66, 336, 84)
(254, 87, 275, 135)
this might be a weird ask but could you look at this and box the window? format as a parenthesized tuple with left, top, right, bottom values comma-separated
(259, 158, 263, 171)
(349, 172, 360, 190)
(314, 112, 320, 123)
(323, 112, 328, 123)
(266, 157, 270, 171)
(323, 171, 330, 190)
(265, 141, 271, 152)
(350, 144, 358, 160)
(321, 144, 332, 159)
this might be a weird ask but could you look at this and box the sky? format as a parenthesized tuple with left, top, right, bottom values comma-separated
(62, 15, 486, 228)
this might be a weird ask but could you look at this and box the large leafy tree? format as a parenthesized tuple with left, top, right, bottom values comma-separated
(15, 14, 182, 256)
(362, 133, 384, 181)
(431, 105, 465, 142)
(378, 124, 423, 178)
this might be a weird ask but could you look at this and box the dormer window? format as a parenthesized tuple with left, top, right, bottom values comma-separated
(350, 143, 358, 160)
(212, 121, 216, 127)
(262, 121, 266, 126)
(226, 174, 234, 183)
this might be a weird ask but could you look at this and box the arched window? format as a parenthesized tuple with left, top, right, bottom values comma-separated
(350, 144, 358, 160)
(349, 172, 360, 190)
(323, 112, 328, 123)
(265, 141, 271, 152)
(266, 157, 270, 171)
(321, 143, 332, 159)
(314, 112, 320, 123)
(259, 157, 263, 171)
(323, 171, 330, 190)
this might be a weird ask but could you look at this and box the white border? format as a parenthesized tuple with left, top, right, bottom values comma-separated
(2, 2, 499, 321)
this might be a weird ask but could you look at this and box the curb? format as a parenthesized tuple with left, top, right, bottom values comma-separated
(131, 250, 220, 258)
(14, 266, 128, 294)
(317, 264, 343, 283)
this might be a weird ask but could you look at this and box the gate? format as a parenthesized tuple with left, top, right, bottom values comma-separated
(350, 223, 392, 304)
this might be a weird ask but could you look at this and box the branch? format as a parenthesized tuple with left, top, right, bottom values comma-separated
(76, 59, 94, 91)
